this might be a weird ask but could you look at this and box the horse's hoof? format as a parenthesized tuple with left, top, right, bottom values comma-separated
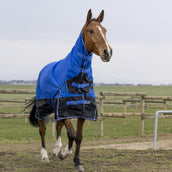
(58, 150, 68, 160)
(75, 165, 85, 172)
(51, 153, 58, 160)
(41, 157, 50, 163)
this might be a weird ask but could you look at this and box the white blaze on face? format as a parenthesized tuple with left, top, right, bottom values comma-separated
(96, 25, 110, 56)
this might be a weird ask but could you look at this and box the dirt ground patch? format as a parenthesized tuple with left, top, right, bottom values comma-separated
(82, 139, 172, 150)
(0, 135, 172, 172)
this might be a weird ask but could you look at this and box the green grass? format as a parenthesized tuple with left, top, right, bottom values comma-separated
(94, 85, 172, 96)
(0, 85, 172, 143)
(0, 85, 35, 90)
(1, 85, 172, 172)
(1, 84, 172, 96)
(0, 118, 39, 143)
(0, 117, 171, 144)
(1, 85, 172, 114)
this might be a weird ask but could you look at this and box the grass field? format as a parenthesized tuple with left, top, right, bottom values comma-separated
(0, 84, 172, 142)
(1, 84, 172, 114)
(1, 84, 172, 96)
(0, 116, 171, 144)
(0, 85, 172, 171)
(0, 117, 172, 171)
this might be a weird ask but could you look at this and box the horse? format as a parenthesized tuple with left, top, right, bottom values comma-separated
(27, 9, 112, 172)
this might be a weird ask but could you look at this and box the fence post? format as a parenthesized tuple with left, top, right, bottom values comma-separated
(140, 96, 145, 136)
(163, 100, 167, 125)
(123, 101, 126, 125)
(24, 99, 28, 123)
(51, 116, 55, 139)
(99, 93, 104, 137)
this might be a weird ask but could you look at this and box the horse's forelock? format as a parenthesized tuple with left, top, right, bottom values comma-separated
(86, 18, 99, 26)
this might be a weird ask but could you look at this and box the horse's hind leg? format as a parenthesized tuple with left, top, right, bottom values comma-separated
(38, 119, 49, 162)
(74, 118, 85, 172)
(53, 121, 64, 157)
(58, 119, 76, 159)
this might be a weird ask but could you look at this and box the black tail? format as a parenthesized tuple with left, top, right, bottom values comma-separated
(26, 97, 39, 127)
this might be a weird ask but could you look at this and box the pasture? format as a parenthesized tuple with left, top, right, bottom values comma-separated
(0, 85, 172, 171)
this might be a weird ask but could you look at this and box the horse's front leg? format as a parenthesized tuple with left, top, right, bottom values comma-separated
(58, 119, 76, 159)
(74, 118, 85, 172)
(38, 119, 49, 162)
(53, 120, 64, 157)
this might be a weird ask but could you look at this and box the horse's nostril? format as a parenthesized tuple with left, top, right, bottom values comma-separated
(104, 49, 108, 56)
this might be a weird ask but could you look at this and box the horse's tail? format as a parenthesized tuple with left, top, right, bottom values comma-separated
(26, 97, 39, 127)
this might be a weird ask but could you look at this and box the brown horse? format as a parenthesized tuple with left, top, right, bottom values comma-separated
(28, 9, 112, 172)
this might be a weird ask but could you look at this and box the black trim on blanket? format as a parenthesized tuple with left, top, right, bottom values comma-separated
(35, 95, 97, 121)
(35, 99, 53, 119)
(55, 95, 97, 121)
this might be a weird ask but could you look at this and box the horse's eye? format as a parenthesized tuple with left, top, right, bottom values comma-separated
(89, 29, 94, 34)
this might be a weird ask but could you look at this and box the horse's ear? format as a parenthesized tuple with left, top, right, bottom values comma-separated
(86, 9, 92, 24)
(97, 10, 104, 23)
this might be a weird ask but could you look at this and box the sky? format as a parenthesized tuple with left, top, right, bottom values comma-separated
(0, 0, 172, 85)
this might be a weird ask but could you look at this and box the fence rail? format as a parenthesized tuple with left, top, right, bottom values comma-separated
(0, 89, 53, 139)
(0, 89, 35, 94)
(98, 92, 172, 136)
(1, 89, 172, 138)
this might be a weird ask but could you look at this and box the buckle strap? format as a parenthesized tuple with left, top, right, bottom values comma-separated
(66, 100, 90, 106)
(74, 66, 90, 73)
(77, 51, 92, 61)
(72, 82, 90, 88)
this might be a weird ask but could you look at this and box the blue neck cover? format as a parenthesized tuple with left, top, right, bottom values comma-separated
(35, 31, 97, 121)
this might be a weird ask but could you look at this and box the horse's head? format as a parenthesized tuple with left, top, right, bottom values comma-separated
(82, 9, 113, 62)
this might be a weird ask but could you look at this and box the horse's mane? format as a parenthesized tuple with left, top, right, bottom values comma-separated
(87, 18, 99, 25)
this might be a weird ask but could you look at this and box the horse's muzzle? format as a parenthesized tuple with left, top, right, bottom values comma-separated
(101, 48, 112, 62)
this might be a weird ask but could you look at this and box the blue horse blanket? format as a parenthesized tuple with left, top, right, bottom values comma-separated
(35, 31, 97, 121)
